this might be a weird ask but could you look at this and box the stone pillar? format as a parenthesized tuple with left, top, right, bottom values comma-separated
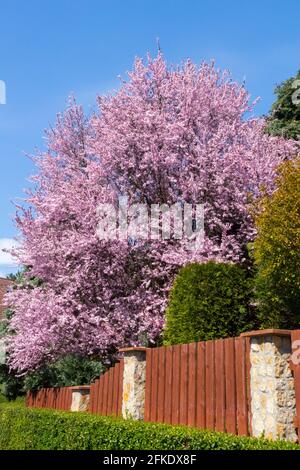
(241, 329, 297, 442)
(70, 385, 90, 412)
(119, 347, 147, 420)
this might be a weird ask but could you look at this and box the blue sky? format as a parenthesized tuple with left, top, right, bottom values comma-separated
(0, 0, 299, 276)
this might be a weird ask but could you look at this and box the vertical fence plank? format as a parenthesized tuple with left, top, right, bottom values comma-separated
(64, 388, 68, 411)
(187, 342, 197, 427)
(36, 391, 40, 408)
(51, 389, 55, 409)
(42, 389, 47, 408)
(224, 337, 237, 434)
(43, 389, 47, 408)
(112, 363, 119, 416)
(65, 388, 69, 410)
(157, 347, 166, 423)
(67, 387, 72, 410)
(144, 349, 152, 422)
(235, 338, 249, 436)
(46, 388, 50, 408)
(47, 389, 51, 409)
(54, 388, 59, 410)
(205, 340, 215, 430)
(118, 359, 124, 416)
(180, 343, 189, 425)
(171, 344, 181, 425)
(64, 388, 69, 410)
(107, 368, 114, 416)
(89, 383, 94, 413)
(245, 337, 252, 435)
(94, 379, 100, 414)
(56, 389, 60, 410)
(196, 341, 206, 429)
(92, 382, 97, 414)
(103, 371, 109, 416)
(98, 377, 104, 415)
(59, 388, 64, 410)
(60, 388, 64, 410)
(49, 389, 53, 409)
(150, 348, 159, 422)
(164, 346, 173, 424)
(215, 339, 226, 432)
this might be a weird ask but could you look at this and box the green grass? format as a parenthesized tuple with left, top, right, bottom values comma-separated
(0, 404, 299, 450)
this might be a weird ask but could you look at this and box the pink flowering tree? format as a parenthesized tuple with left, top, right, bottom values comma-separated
(7, 54, 296, 373)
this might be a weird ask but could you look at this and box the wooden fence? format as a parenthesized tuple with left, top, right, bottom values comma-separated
(27, 386, 72, 411)
(144, 336, 251, 435)
(89, 359, 124, 416)
(27, 337, 251, 436)
(26, 359, 124, 416)
(25, 331, 300, 442)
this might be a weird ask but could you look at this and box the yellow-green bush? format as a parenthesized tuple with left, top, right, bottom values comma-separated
(254, 157, 300, 327)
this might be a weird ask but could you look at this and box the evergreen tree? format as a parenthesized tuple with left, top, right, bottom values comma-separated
(267, 70, 300, 140)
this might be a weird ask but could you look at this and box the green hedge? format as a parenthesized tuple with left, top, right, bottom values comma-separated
(0, 405, 299, 450)
(164, 262, 257, 344)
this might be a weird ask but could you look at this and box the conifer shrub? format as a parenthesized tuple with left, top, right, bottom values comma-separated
(164, 262, 256, 344)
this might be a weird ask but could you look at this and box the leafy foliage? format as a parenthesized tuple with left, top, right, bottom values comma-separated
(267, 70, 300, 140)
(23, 355, 104, 392)
(0, 354, 103, 399)
(0, 405, 298, 450)
(164, 262, 257, 344)
(254, 157, 300, 328)
(0, 365, 24, 401)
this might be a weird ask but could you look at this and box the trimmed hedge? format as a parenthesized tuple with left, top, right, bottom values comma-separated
(164, 262, 257, 344)
(0, 405, 299, 450)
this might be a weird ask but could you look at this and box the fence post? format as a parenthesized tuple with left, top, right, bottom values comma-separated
(241, 329, 297, 442)
(70, 385, 90, 412)
(119, 347, 148, 420)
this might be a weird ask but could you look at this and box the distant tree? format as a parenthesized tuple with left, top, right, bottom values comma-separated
(267, 70, 300, 140)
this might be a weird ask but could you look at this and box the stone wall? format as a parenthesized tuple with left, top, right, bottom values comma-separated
(249, 332, 297, 442)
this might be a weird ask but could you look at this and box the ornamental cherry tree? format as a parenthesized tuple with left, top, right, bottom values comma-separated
(7, 54, 297, 373)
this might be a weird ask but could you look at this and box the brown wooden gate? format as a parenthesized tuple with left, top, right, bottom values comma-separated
(144, 336, 251, 435)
